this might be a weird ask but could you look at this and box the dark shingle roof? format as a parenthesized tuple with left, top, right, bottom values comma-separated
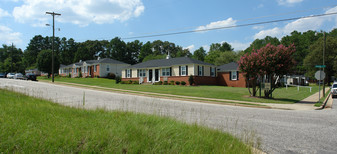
(97, 58, 129, 65)
(128, 57, 214, 68)
(60, 58, 129, 68)
(217, 62, 239, 72)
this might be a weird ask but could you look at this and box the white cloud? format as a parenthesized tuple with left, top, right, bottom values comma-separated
(12, 0, 145, 26)
(0, 8, 10, 18)
(0, 25, 22, 45)
(277, 0, 303, 6)
(253, 6, 337, 39)
(252, 25, 264, 30)
(183, 45, 195, 52)
(195, 18, 236, 32)
(202, 45, 210, 52)
(228, 41, 251, 51)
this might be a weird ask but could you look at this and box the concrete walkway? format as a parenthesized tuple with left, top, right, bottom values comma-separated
(40, 80, 330, 111)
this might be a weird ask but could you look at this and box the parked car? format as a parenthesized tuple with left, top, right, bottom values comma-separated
(6, 73, 15, 79)
(0, 73, 6, 78)
(25, 73, 37, 81)
(331, 82, 337, 98)
(14, 73, 24, 79)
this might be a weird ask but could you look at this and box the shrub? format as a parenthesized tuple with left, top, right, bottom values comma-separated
(158, 81, 163, 85)
(68, 73, 71, 78)
(115, 76, 121, 84)
(133, 81, 139, 84)
(120, 81, 126, 84)
(188, 75, 194, 86)
(78, 71, 82, 78)
(175, 81, 180, 85)
(170, 80, 174, 85)
(128, 80, 133, 84)
(163, 81, 168, 85)
(107, 73, 116, 79)
(181, 81, 186, 85)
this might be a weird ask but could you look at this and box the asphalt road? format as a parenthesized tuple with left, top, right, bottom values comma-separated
(1, 78, 336, 154)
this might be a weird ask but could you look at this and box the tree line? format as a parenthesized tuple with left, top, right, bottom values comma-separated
(0, 28, 336, 79)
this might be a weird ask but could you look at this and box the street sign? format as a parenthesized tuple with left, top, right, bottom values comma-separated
(315, 70, 325, 80)
(315, 65, 326, 68)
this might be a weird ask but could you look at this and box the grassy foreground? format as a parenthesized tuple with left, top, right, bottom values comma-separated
(39, 77, 319, 104)
(0, 89, 251, 153)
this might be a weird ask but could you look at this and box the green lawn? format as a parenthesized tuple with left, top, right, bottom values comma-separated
(0, 89, 252, 153)
(38, 77, 320, 104)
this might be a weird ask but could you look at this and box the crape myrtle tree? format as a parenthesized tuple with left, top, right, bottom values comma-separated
(238, 43, 296, 98)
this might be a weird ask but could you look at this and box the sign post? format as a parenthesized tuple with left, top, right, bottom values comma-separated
(315, 67, 326, 103)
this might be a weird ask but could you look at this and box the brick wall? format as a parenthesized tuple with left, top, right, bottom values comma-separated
(93, 65, 100, 77)
(194, 76, 217, 85)
(217, 72, 246, 87)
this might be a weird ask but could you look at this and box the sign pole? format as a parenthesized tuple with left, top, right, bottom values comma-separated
(318, 68, 321, 103)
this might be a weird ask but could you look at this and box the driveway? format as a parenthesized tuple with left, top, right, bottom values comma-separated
(1, 78, 336, 154)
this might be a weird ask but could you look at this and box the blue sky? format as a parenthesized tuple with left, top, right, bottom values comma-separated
(1, 0, 337, 52)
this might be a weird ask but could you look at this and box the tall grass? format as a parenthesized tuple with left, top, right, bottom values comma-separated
(0, 89, 252, 153)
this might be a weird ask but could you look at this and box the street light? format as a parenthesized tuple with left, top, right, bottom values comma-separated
(46, 12, 61, 83)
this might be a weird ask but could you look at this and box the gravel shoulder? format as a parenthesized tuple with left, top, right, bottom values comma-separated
(1, 78, 337, 153)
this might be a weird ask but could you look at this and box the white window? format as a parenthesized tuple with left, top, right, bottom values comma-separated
(139, 69, 146, 77)
(94, 65, 97, 72)
(231, 71, 237, 80)
(211, 67, 215, 77)
(162, 68, 170, 76)
(127, 69, 131, 78)
(181, 66, 186, 76)
(107, 65, 110, 72)
(84, 66, 87, 73)
(198, 66, 203, 76)
(74, 68, 77, 74)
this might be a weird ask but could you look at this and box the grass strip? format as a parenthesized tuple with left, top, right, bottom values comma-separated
(0, 89, 252, 153)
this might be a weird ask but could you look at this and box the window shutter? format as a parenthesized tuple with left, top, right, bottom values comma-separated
(179, 66, 181, 76)
(237, 71, 239, 80)
(186, 65, 188, 76)
(170, 67, 172, 76)
(198, 65, 200, 76)
(125, 69, 127, 78)
(215, 68, 217, 77)
(229, 71, 232, 80)
(137, 69, 139, 77)
(130, 69, 132, 78)
(202, 66, 204, 76)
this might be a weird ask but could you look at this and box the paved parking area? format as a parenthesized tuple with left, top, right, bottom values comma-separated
(1, 78, 337, 153)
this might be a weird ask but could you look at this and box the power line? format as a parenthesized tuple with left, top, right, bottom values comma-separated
(130, 4, 337, 36)
(122, 12, 337, 40)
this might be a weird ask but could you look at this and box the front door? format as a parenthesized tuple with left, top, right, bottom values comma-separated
(155, 69, 159, 81)
(149, 69, 153, 82)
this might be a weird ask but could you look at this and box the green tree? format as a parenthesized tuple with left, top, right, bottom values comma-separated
(59, 37, 78, 65)
(193, 47, 206, 61)
(126, 40, 142, 64)
(37, 50, 60, 77)
(303, 36, 337, 85)
(244, 36, 280, 53)
(204, 50, 222, 64)
(142, 54, 166, 62)
(209, 42, 233, 52)
(139, 41, 153, 62)
(214, 51, 238, 66)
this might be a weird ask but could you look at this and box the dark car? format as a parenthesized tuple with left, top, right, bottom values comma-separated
(0, 73, 5, 78)
(25, 73, 37, 81)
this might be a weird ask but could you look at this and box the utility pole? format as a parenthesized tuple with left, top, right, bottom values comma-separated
(323, 32, 326, 97)
(46, 12, 61, 83)
(11, 43, 13, 73)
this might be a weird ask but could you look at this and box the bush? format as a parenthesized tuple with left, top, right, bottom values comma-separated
(181, 81, 186, 85)
(107, 73, 116, 79)
(120, 81, 126, 84)
(78, 71, 82, 78)
(68, 73, 71, 78)
(158, 81, 163, 85)
(175, 81, 180, 85)
(128, 80, 133, 84)
(170, 80, 174, 85)
(188, 75, 194, 86)
(133, 81, 139, 84)
(115, 76, 121, 84)
(163, 81, 168, 85)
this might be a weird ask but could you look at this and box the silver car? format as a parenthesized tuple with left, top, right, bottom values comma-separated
(331, 82, 337, 98)
(6, 73, 15, 79)
(14, 73, 24, 79)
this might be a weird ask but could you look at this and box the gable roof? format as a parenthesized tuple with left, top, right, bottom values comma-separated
(60, 58, 129, 68)
(128, 57, 214, 69)
(217, 62, 239, 72)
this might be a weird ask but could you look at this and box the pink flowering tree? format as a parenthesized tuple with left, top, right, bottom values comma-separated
(238, 43, 296, 98)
